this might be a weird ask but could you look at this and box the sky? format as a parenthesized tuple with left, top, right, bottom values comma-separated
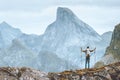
(0, 0, 120, 35)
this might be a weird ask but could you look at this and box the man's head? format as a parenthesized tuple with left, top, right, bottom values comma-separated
(87, 46, 89, 48)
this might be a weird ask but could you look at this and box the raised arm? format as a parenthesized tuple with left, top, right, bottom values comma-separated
(81, 47, 86, 52)
(90, 47, 96, 52)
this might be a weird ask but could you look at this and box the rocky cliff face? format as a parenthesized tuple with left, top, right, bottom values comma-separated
(95, 23, 120, 67)
(102, 23, 120, 65)
(105, 23, 120, 58)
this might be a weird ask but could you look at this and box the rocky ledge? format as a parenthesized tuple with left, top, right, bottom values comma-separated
(0, 62, 120, 80)
(48, 62, 120, 80)
(0, 67, 49, 80)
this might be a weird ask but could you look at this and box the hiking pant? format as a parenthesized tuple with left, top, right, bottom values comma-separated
(85, 55, 90, 69)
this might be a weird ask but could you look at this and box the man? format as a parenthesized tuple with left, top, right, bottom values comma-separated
(81, 46, 96, 69)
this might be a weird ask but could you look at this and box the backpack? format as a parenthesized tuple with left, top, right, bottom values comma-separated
(86, 48, 90, 56)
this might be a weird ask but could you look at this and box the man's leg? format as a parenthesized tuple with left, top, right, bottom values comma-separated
(86, 57, 89, 69)
(85, 58, 87, 69)
(88, 57, 90, 68)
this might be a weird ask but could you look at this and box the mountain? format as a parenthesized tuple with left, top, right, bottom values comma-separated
(39, 7, 102, 68)
(3, 39, 36, 67)
(0, 48, 6, 66)
(0, 7, 113, 72)
(101, 31, 112, 47)
(0, 21, 77, 72)
(103, 23, 120, 64)
(33, 51, 77, 72)
(0, 21, 22, 48)
(18, 34, 42, 53)
(42, 7, 101, 49)
(95, 23, 120, 67)
(94, 31, 112, 61)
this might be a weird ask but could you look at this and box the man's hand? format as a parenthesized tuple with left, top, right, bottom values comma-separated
(94, 47, 96, 51)
(81, 47, 82, 52)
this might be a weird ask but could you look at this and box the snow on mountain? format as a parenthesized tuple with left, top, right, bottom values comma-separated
(39, 7, 102, 68)
(0, 21, 76, 72)
(0, 32, 4, 48)
(33, 51, 77, 72)
(3, 39, 36, 67)
(0, 7, 112, 72)
(19, 34, 42, 53)
(18, 34, 78, 72)
(0, 21, 22, 48)
(94, 31, 112, 59)
(101, 31, 112, 46)
(42, 7, 101, 48)
(0, 48, 6, 66)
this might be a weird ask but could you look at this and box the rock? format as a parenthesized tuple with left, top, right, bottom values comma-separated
(1, 62, 120, 80)
(94, 61, 104, 68)
(101, 23, 120, 64)
(0, 67, 49, 80)
(48, 62, 120, 80)
(95, 23, 120, 67)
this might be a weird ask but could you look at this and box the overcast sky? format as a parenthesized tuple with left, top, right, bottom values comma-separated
(0, 0, 120, 35)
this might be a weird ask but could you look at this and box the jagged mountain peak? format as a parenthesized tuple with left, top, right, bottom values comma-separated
(5, 38, 36, 67)
(0, 21, 22, 47)
(40, 7, 102, 67)
(56, 7, 76, 21)
(101, 31, 112, 40)
(0, 21, 21, 32)
(0, 21, 12, 29)
(56, 7, 88, 28)
(101, 31, 112, 36)
(0, 21, 8, 25)
(45, 7, 101, 43)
